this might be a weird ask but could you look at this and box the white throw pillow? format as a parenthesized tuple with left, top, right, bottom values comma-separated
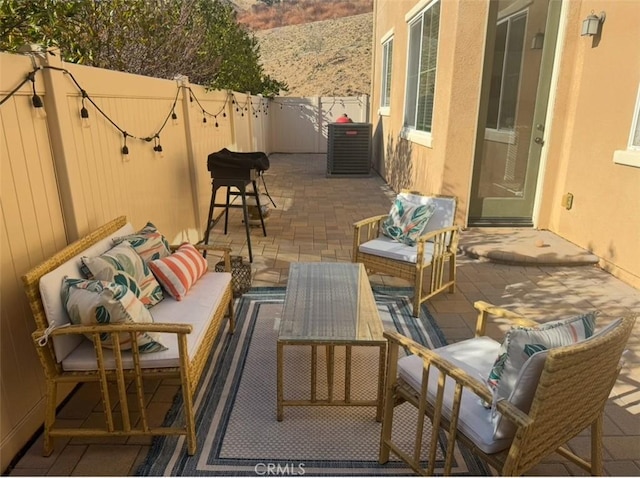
(487, 311, 597, 401)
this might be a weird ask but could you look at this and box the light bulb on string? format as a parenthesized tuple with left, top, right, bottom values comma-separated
(121, 132, 130, 161)
(153, 136, 164, 157)
(80, 90, 90, 127)
(214, 116, 219, 128)
(80, 105, 90, 128)
(29, 73, 46, 119)
(171, 110, 178, 125)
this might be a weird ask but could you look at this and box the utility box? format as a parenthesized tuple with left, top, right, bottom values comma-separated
(326, 123, 372, 177)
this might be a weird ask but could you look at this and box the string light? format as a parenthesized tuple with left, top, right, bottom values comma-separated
(121, 132, 129, 156)
(80, 90, 90, 128)
(27, 71, 46, 118)
(153, 136, 164, 157)
(1, 66, 265, 156)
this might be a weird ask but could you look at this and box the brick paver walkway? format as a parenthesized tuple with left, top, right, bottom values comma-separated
(9, 154, 639, 476)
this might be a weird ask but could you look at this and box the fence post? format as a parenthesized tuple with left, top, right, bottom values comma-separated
(228, 90, 238, 149)
(40, 47, 90, 240)
(176, 76, 204, 234)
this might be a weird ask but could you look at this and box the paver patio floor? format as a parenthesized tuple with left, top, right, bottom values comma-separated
(9, 153, 640, 476)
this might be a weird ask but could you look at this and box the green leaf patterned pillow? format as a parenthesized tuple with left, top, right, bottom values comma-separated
(487, 311, 597, 402)
(113, 222, 171, 264)
(81, 241, 164, 307)
(381, 198, 437, 246)
(61, 277, 166, 353)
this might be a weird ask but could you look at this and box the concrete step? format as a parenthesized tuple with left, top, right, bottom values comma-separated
(459, 228, 600, 266)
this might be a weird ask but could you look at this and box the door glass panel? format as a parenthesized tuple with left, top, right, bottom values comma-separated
(469, 0, 560, 225)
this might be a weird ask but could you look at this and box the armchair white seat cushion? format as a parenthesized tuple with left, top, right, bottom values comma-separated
(397, 335, 547, 454)
(359, 236, 435, 263)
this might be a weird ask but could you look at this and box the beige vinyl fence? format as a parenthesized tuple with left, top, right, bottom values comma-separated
(0, 48, 368, 471)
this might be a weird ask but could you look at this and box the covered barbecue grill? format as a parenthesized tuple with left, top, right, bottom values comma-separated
(204, 149, 272, 263)
(206, 148, 270, 179)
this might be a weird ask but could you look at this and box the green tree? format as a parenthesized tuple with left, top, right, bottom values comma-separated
(0, 0, 288, 96)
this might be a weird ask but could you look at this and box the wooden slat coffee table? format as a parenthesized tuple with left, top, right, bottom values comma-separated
(276, 262, 386, 421)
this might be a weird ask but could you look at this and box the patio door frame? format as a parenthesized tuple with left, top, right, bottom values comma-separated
(468, 0, 563, 226)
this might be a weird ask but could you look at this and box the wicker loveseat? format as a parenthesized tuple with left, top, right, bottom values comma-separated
(22, 216, 234, 456)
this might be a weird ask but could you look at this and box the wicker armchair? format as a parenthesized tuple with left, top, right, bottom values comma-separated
(352, 192, 459, 316)
(379, 301, 636, 476)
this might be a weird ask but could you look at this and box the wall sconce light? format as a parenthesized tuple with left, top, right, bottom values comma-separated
(531, 31, 545, 49)
(581, 11, 605, 36)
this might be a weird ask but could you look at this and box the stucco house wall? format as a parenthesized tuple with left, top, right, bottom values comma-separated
(370, 0, 640, 288)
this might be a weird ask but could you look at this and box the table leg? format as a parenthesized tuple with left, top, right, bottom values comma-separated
(344, 345, 352, 404)
(277, 341, 284, 421)
(326, 345, 334, 403)
(376, 343, 387, 422)
(311, 346, 317, 402)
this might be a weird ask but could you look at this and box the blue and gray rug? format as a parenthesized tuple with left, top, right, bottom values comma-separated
(137, 287, 489, 476)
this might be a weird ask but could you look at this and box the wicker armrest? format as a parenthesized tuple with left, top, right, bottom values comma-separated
(383, 330, 532, 428)
(353, 214, 389, 230)
(169, 243, 231, 254)
(193, 244, 232, 254)
(473, 300, 538, 337)
(32, 322, 194, 352)
(42, 322, 193, 338)
(416, 225, 460, 244)
(352, 214, 388, 259)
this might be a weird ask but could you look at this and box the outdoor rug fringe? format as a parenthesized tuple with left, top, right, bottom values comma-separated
(137, 286, 490, 476)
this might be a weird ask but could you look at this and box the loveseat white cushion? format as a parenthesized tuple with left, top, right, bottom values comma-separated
(61, 270, 231, 371)
(39, 223, 135, 363)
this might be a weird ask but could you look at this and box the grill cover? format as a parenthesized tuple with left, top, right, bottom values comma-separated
(207, 148, 270, 179)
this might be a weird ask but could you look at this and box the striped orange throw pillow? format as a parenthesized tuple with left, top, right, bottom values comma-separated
(149, 243, 207, 300)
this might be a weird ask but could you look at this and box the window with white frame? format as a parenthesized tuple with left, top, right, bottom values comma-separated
(486, 11, 527, 131)
(381, 36, 393, 109)
(404, 0, 440, 133)
(630, 85, 640, 150)
(613, 83, 640, 167)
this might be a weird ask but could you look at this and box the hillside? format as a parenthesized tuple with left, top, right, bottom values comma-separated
(254, 12, 373, 97)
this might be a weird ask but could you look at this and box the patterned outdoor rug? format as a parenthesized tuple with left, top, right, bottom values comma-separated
(137, 287, 490, 476)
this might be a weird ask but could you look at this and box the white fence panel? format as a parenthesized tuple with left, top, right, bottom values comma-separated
(270, 95, 369, 153)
